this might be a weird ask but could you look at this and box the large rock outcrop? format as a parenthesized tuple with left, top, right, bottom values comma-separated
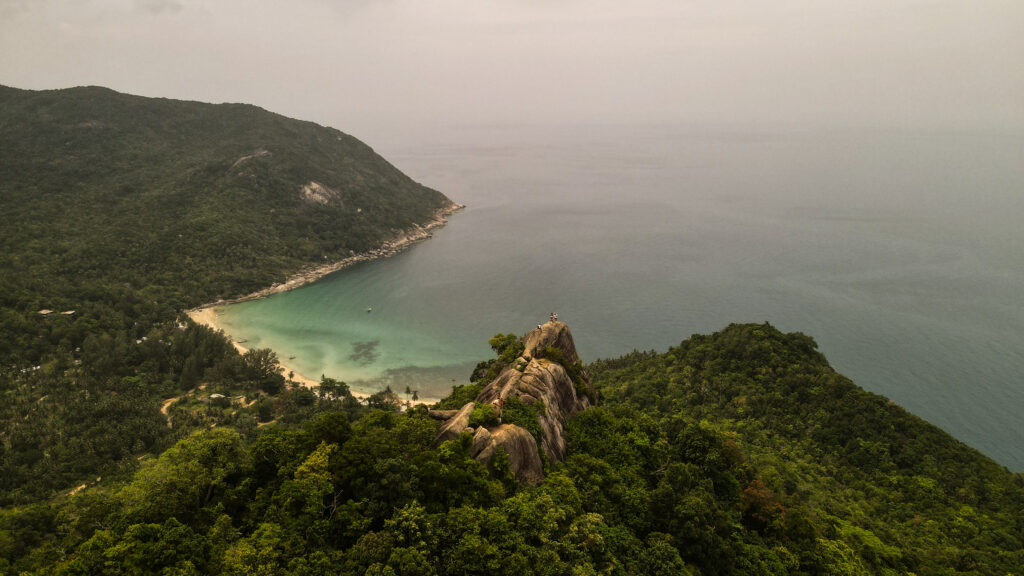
(434, 402, 475, 444)
(432, 321, 593, 484)
(473, 425, 545, 485)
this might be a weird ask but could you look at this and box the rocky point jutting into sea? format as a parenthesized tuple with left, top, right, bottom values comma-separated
(431, 320, 593, 484)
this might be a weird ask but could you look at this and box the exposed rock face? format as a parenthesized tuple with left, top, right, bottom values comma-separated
(470, 426, 492, 456)
(434, 401, 475, 444)
(432, 321, 592, 484)
(474, 425, 544, 485)
(230, 148, 271, 169)
(300, 181, 342, 206)
(428, 409, 460, 420)
(523, 321, 582, 366)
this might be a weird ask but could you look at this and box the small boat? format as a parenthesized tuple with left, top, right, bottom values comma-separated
(288, 355, 296, 360)
(366, 307, 373, 313)
(236, 339, 248, 344)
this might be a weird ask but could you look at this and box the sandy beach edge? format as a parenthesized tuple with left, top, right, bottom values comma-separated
(185, 202, 463, 402)
(185, 307, 372, 398)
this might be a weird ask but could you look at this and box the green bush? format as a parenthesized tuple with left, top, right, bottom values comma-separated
(433, 384, 483, 410)
(541, 345, 563, 363)
(256, 398, 275, 422)
(468, 403, 498, 428)
(470, 334, 524, 383)
(501, 396, 544, 443)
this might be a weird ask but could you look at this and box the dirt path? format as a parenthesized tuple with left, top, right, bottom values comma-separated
(160, 384, 205, 427)
(160, 396, 178, 416)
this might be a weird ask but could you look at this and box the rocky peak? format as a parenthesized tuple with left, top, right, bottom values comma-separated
(433, 321, 593, 484)
(522, 320, 582, 366)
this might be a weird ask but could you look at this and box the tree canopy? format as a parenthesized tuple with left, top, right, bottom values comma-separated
(2, 325, 1021, 575)
(0, 85, 452, 505)
(1, 86, 1021, 575)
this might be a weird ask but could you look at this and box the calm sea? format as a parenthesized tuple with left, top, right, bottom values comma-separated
(217, 124, 1024, 470)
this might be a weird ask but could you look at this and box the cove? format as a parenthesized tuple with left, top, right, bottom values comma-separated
(215, 124, 1024, 470)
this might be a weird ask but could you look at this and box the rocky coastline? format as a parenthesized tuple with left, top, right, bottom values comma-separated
(192, 200, 463, 311)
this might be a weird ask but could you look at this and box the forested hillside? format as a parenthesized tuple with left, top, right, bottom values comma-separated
(2, 324, 1021, 574)
(585, 324, 1024, 574)
(1, 86, 1021, 575)
(0, 85, 454, 505)
(0, 84, 451, 314)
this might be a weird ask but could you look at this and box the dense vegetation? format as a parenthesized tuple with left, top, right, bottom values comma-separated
(2, 85, 1021, 574)
(0, 85, 451, 504)
(583, 324, 1024, 574)
(3, 324, 1022, 575)
(0, 84, 449, 314)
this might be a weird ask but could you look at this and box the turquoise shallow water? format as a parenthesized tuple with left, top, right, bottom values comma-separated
(216, 124, 1024, 470)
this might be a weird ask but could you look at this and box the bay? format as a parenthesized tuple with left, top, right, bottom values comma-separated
(216, 124, 1024, 470)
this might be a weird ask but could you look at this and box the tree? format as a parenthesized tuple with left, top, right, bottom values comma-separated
(120, 428, 247, 523)
(366, 386, 401, 411)
(242, 348, 285, 394)
(318, 377, 350, 401)
(304, 411, 351, 446)
(276, 442, 338, 521)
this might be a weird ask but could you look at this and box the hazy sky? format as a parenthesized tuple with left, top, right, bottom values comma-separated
(1, 0, 1022, 138)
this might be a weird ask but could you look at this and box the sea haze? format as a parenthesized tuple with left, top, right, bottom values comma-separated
(216, 124, 1024, 470)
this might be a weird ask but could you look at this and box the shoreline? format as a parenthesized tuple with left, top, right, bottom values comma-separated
(186, 307, 366, 397)
(186, 201, 463, 402)
(194, 201, 464, 308)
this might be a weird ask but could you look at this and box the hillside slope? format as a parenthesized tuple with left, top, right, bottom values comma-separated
(0, 85, 456, 504)
(0, 84, 454, 315)
(586, 323, 1024, 574)
(4, 323, 1021, 575)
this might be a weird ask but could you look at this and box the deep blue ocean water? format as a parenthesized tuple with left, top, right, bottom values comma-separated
(217, 124, 1024, 470)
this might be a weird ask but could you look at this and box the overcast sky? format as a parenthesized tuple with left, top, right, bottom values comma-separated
(1, 0, 1022, 139)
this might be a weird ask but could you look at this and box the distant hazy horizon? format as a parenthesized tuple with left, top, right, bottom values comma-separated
(2, 0, 1021, 143)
